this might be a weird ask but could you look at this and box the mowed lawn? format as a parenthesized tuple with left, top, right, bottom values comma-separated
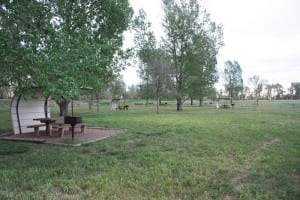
(0, 100, 299, 199)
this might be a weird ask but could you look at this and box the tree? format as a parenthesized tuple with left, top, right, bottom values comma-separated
(108, 78, 126, 100)
(162, 0, 223, 111)
(0, 1, 133, 115)
(265, 84, 273, 100)
(291, 82, 300, 99)
(206, 87, 218, 101)
(133, 10, 171, 113)
(248, 75, 266, 105)
(126, 84, 138, 99)
(133, 9, 157, 106)
(186, 33, 219, 106)
(148, 48, 170, 113)
(223, 60, 243, 103)
(264, 82, 285, 100)
(243, 86, 251, 99)
(136, 83, 155, 102)
(273, 83, 284, 99)
(1, 1, 53, 92)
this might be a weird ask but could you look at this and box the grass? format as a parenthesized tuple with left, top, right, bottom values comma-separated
(0, 142, 30, 155)
(60, 137, 87, 145)
(0, 100, 299, 199)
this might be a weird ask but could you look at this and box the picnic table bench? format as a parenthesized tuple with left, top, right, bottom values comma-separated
(27, 124, 46, 136)
(52, 123, 86, 137)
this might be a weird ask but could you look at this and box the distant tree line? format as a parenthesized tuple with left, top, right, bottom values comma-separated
(221, 61, 300, 102)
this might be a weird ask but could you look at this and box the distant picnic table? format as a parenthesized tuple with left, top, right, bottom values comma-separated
(118, 105, 129, 110)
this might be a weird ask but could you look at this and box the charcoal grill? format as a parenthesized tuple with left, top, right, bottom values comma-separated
(64, 116, 82, 139)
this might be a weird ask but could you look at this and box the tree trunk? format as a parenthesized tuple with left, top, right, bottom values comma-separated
(146, 78, 149, 107)
(156, 83, 160, 114)
(176, 97, 182, 111)
(88, 99, 92, 110)
(96, 99, 100, 112)
(59, 100, 69, 117)
(190, 98, 193, 106)
(88, 94, 93, 111)
(156, 96, 159, 114)
(96, 93, 100, 112)
(199, 98, 203, 107)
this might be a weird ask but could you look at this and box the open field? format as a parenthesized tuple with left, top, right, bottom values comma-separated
(0, 100, 299, 199)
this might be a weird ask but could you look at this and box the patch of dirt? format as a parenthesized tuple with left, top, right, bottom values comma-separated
(224, 195, 239, 200)
(261, 138, 281, 149)
(0, 127, 124, 146)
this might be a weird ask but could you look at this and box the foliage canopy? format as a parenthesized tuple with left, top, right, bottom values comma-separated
(162, 0, 223, 110)
(224, 60, 243, 101)
(0, 0, 133, 100)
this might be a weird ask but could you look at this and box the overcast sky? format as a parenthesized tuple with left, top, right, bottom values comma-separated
(122, 0, 300, 90)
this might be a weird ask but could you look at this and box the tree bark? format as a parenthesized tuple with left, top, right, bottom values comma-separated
(156, 96, 159, 114)
(176, 97, 182, 111)
(96, 93, 100, 112)
(146, 77, 149, 107)
(59, 99, 69, 116)
(88, 98, 92, 111)
(199, 98, 203, 107)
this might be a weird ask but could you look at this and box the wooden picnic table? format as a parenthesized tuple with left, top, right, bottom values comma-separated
(33, 118, 56, 136)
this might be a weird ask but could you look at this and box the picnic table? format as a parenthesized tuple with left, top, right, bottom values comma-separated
(33, 118, 56, 136)
(118, 105, 129, 110)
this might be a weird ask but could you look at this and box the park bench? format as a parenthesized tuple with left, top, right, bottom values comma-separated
(53, 123, 86, 137)
(27, 124, 46, 136)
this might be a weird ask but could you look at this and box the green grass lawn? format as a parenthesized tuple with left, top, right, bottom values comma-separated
(0, 100, 299, 199)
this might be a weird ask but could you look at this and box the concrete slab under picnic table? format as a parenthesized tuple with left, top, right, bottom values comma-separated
(0, 128, 125, 146)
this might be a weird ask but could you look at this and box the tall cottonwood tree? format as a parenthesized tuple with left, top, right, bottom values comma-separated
(0, 0, 133, 115)
(224, 60, 243, 103)
(162, 0, 223, 111)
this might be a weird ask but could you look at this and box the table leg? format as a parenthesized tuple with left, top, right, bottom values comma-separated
(45, 123, 49, 135)
(49, 124, 53, 136)
(46, 123, 53, 136)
